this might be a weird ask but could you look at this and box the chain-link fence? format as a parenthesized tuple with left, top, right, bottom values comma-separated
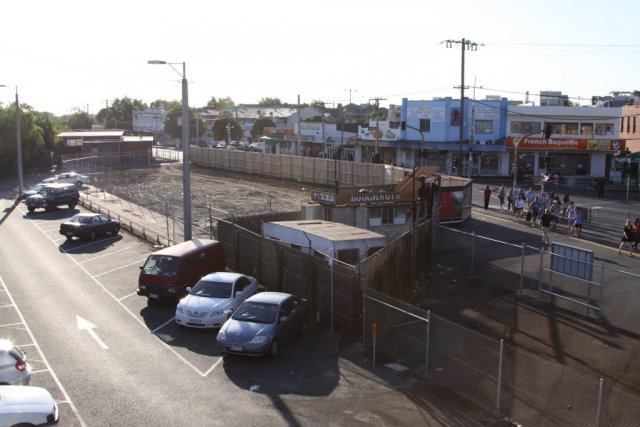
(364, 288, 640, 426)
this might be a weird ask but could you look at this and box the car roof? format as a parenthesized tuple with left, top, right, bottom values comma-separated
(42, 182, 77, 189)
(0, 339, 13, 352)
(200, 272, 246, 282)
(151, 239, 220, 257)
(245, 292, 293, 304)
(72, 213, 101, 217)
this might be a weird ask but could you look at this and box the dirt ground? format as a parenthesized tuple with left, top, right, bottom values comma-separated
(105, 163, 640, 398)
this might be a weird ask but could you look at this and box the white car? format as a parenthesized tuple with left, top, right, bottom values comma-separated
(42, 172, 89, 187)
(0, 339, 31, 385)
(0, 386, 59, 425)
(176, 272, 260, 329)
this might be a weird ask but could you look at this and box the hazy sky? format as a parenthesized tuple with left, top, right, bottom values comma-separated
(2, 0, 639, 115)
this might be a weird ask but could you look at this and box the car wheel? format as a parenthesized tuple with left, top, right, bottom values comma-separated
(113, 225, 120, 235)
(66, 235, 73, 240)
(45, 203, 53, 213)
(68, 200, 77, 209)
(76, 181, 83, 188)
(89, 231, 96, 240)
(27, 206, 35, 213)
(268, 339, 279, 358)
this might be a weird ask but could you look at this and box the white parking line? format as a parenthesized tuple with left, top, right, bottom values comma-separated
(118, 291, 138, 301)
(80, 247, 131, 263)
(61, 236, 120, 253)
(43, 226, 62, 232)
(26, 215, 214, 377)
(0, 275, 86, 427)
(151, 317, 176, 334)
(93, 259, 147, 278)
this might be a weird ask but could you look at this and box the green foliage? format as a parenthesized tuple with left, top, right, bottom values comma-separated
(258, 97, 281, 107)
(96, 97, 147, 129)
(303, 115, 323, 123)
(310, 100, 327, 110)
(65, 110, 95, 131)
(212, 117, 243, 142)
(250, 117, 276, 138)
(206, 97, 235, 109)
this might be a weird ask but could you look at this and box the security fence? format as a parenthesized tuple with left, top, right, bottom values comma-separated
(364, 287, 640, 426)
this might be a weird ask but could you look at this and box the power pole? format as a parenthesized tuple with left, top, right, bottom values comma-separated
(344, 88, 358, 105)
(445, 38, 479, 176)
(369, 97, 386, 163)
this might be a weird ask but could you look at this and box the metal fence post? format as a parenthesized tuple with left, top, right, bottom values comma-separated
(596, 378, 604, 426)
(519, 243, 525, 295)
(497, 338, 504, 413)
(470, 231, 475, 277)
(537, 246, 545, 299)
(425, 310, 431, 375)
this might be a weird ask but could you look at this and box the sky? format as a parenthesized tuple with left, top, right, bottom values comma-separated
(2, 0, 639, 116)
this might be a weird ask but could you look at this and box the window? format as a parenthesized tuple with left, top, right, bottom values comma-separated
(634, 117, 637, 133)
(381, 207, 394, 225)
(595, 123, 614, 135)
(580, 123, 593, 135)
(627, 116, 631, 133)
(475, 120, 493, 134)
(368, 207, 395, 226)
(621, 117, 625, 132)
(549, 122, 579, 135)
(419, 119, 430, 132)
(510, 122, 541, 134)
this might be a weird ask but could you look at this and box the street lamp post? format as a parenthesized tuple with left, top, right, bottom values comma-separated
(148, 60, 192, 241)
(1, 85, 23, 198)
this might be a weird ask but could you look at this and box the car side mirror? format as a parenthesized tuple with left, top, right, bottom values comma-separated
(139, 265, 143, 270)
(280, 315, 288, 323)
(234, 291, 241, 297)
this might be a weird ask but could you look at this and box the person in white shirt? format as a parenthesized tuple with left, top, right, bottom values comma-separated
(566, 201, 577, 233)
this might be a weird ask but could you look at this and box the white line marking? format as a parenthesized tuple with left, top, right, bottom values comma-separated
(118, 292, 138, 301)
(26, 210, 212, 377)
(0, 275, 87, 426)
(93, 259, 146, 278)
(151, 317, 176, 334)
(0, 322, 24, 328)
(77, 315, 109, 350)
(60, 236, 120, 253)
(31, 369, 51, 374)
(80, 247, 131, 263)
(0, 304, 15, 309)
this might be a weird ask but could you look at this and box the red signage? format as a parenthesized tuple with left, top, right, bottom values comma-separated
(506, 137, 625, 151)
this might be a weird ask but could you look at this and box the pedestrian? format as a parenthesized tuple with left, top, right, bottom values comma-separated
(550, 199, 560, 230)
(574, 207, 583, 238)
(618, 219, 635, 257)
(483, 185, 491, 210)
(507, 186, 514, 211)
(561, 193, 571, 218)
(566, 201, 577, 233)
(511, 186, 520, 212)
(498, 185, 506, 210)
(597, 178, 605, 198)
(529, 197, 542, 228)
(514, 195, 525, 221)
(540, 208, 553, 247)
(526, 187, 535, 205)
(632, 218, 640, 251)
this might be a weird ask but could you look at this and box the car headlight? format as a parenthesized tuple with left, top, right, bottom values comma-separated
(210, 310, 222, 317)
(217, 330, 226, 340)
(139, 285, 146, 290)
(177, 306, 184, 314)
(249, 336, 268, 345)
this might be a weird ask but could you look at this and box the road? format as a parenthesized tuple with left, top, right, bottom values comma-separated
(0, 176, 496, 426)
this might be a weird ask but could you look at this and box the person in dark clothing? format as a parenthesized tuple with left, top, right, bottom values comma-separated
(483, 185, 491, 210)
(597, 178, 605, 197)
(540, 208, 553, 246)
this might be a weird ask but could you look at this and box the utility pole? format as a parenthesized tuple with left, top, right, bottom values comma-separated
(445, 38, 479, 176)
(344, 88, 358, 105)
(369, 97, 386, 163)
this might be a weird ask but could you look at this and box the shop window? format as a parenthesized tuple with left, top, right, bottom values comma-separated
(394, 206, 407, 225)
(550, 122, 579, 135)
(621, 117, 625, 132)
(475, 120, 493, 134)
(510, 122, 541, 134)
(627, 117, 631, 133)
(595, 123, 614, 135)
(381, 207, 394, 225)
(634, 117, 637, 133)
(580, 123, 593, 135)
(368, 207, 381, 227)
(419, 119, 431, 132)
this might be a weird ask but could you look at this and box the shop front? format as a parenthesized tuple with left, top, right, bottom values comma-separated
(506, 136, 625, 179)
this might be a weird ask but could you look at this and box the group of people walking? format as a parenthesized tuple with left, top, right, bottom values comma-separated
(485, 184, 637, 255)
(486, 184, 583, 247)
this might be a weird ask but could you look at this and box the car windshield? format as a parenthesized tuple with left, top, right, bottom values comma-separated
(142, 255, 179, 277)
(69, 215, 93, 224)
(38, 188, 54, 196)
(190, 280, 232, 298)
(232, 301, 278, 324)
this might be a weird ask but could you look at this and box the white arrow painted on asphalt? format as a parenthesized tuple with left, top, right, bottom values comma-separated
(76, 315, 109, 350)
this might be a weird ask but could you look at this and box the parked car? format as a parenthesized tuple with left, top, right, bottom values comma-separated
(42, 172, 89, 187)
(176, 272, 260, 328)
(0, 385, 59, 425)
(138, 239, 225, 302)
(59, 213, 120, 240)
(22, 183, 46, 199)
(0, 339, 31, 385)
(24, 183, 79, 213)
(216, 292, 309, 358)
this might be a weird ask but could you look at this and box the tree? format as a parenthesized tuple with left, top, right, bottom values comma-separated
(65, 109, 95, 130)
(250, 117, 276, 139)
(205, 97, 235, 110)
(258, 97, 281, 107)
(212, 117, 243, 142)
(96, 97, 147, 130)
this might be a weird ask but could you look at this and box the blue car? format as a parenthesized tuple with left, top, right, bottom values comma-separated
(216, 292, 309, 358)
